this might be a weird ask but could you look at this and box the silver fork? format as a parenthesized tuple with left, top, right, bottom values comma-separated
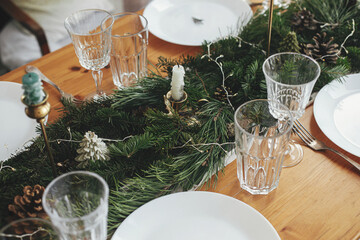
(293, 120, 360, 172)
(25, 65, 82, 104)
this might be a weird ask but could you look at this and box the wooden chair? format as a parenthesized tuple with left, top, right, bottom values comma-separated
(0, 0, 50, 56)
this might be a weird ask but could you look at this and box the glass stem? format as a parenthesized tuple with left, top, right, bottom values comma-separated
(91, 70, 103, 95)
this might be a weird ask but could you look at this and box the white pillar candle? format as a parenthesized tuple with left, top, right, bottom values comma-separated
(171, 65, 185, 101)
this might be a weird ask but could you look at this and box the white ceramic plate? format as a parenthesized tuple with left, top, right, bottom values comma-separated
(112, 191, 280, 240)
(0, 82, 38, 161)
(313, 73, 360, 157)
(143, 0, 253, 46)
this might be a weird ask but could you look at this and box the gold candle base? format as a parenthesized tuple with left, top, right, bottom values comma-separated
(165, 90, 188, 113)
(22, 92, 57, 177)
(21, 93, 51, 122)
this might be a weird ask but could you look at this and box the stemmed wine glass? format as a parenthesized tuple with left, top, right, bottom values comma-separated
(65, 9, 114, 100)
(263, 52, 321, 167)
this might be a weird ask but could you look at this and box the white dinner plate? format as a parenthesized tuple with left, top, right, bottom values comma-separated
(112, 191, 280, 240)
(313, 73, 360, 157)
(0, 82, 38, 161)
(143, 0, 253, 46)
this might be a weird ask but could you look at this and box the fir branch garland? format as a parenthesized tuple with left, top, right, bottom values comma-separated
(1, 0, 359, 235)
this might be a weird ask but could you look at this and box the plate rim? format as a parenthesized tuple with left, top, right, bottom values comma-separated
(313, 73, 360, 157)
(0, 81, 38, 161)
(143, 0, 253, 46)
(111, 191, 280, 240)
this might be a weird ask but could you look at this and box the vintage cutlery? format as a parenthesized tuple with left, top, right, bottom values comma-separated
(25, 65, 82, 104)
(293, 120, 360, 172)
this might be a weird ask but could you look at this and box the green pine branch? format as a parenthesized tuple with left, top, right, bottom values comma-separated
(301, 0, 358, 24)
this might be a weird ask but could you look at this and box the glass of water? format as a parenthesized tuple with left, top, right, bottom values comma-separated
(64, 9, 114, 100)
(107, 12, 148, 88)
(42, 171, 109, 240)
(235, 99, 293, 195)
(263, 52, 321, 167)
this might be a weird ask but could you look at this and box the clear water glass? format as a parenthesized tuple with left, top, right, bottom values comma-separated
(64, 9, 114, 99)
(235, 99, 293, 195)
(0, 218, 59, 240)
(107, 12, 148, 88)
(263, 52, 321, 167)
(42, 171, 109, 240)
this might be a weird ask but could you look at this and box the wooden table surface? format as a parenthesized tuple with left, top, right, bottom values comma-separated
(1, 3, 360, 240)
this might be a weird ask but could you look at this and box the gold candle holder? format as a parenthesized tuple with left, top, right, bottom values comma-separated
(21, 92, 57, 177)
(165, 90, 188, 113)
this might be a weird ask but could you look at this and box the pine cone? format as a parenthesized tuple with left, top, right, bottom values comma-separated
(300, 43, 312, 56)
(214, 86, 233, 102)
(75, 131, 110, 168)
(292, 8, 318, 32)
(305, 32, 340, 64)
(4, 218, 54, 238)
(8, 185, 47, 220)
(5, 218, 50, 236)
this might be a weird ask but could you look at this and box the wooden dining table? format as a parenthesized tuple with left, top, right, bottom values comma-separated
(1, 2, 360, 240)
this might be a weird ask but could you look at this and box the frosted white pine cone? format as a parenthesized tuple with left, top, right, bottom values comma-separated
(75, 131, 109, 167)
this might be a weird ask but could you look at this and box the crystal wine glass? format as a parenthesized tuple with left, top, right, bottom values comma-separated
(263, 52, 321, 167)
(64, 9, 114, 100)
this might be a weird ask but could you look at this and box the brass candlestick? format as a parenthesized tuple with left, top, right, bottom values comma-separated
(21, 92, 57, 177)
(164, 90, 188, 114)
